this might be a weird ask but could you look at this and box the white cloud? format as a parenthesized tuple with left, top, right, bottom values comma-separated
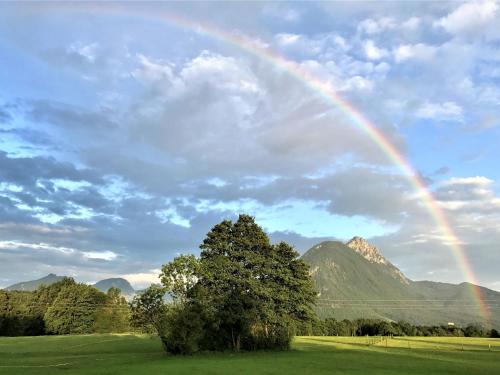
(458, 76, 500, 106)
(130, 51, 263, 128)
(132, 54, 175, 83)
(275, 33, 301, 46)
(363, 40, 388, 60)
(435, 176, 500, 212)
(358, 15, 421, 36)
(443, 176, 493, 186)
(0, 240, 117, 261)
(0, 223, 87, 235)
(394, 43, 437, 62)
(416, 101, 463, 120)
(67, 42, 99, 63)
(82, 250, 118, 261)
(374, 173, 500, 287)
(357, 17, 396, 34)
(298, 59, 375, 93)
(344, 75, 374, 92)
(400, 231, 465, 247)
(1, 240, 116, 263)
(273, 32, 349, 57)
(333, 35, 350, 51)
(179, 52, 262, 94)
(435, 0, 499, 36)
(0, 241, 75, 254)
(374, 62, 391, 74)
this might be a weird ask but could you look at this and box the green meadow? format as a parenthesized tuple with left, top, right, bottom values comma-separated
(0, 335, 499, 374)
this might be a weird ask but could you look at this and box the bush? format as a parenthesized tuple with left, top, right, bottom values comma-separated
(160, 303, 204, 355)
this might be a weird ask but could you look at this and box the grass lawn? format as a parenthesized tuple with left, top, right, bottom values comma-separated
(0, 334, 499, 374)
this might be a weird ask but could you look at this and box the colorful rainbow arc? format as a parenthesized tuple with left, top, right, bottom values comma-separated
(50, 4, 490, 323)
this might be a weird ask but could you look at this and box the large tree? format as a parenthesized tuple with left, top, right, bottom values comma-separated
(160, 214, 317, 353)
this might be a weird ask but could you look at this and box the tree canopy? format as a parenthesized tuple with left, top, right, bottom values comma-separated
(1, 279, 130, 336)
(157, 214, 317, 354)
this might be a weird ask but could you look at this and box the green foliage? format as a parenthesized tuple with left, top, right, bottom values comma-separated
(464, 323, 488, 337)
(130, 285, 168, 335)
(1, 279, 131, 336)
(160, 303, 204, 355)
(44, 283, 107, 334)
(295, 318, 497, 338)
(0, 289, 41, 336)
(93, 287, 131, 333)
(160, 255, 199, 303)
(158, 214, 317, 354)
(0, 278, 79, 336)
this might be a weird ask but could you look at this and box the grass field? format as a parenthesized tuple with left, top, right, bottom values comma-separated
(0, 335, 499, 374)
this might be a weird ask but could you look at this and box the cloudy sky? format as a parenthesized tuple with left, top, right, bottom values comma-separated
(0, 1, 499, 290)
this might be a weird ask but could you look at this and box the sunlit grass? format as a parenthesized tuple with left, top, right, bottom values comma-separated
(0, 334, 499, 374)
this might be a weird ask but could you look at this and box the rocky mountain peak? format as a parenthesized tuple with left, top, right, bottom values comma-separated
(345, 237, 409, 284)
(345, 236, 387, 265)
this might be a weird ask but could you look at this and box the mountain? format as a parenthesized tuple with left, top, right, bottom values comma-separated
(4, 273, 65, 291)
(303, 238, 500, 328)
(4, 275, 136, 298)
(93, 278, 135, 296)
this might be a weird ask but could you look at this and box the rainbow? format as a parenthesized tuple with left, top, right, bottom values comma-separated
(45, 3, 490, 323)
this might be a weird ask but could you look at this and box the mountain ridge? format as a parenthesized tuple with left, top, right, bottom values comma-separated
(303, 238, 500, 328)
(4, 273, 65, 292)
(4, 275, 136, 297)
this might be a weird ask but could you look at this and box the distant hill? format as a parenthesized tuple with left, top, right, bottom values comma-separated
(303, 237, 500, 328)
(4, 275, 136, 298)
(4, 273, 65, 291)
(93, 278, 135, 296)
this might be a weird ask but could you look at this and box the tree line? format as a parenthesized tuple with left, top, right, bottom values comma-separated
(0, 278, 130, 336)
(296, 317, 500, 338)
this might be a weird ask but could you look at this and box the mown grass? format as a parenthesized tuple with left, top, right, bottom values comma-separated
(0, 334, 499, 374)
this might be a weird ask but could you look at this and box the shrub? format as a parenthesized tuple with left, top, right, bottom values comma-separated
(160, 303, 204, 355)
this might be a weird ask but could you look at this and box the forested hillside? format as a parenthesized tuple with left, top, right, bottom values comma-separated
(303, 239, 500, 328)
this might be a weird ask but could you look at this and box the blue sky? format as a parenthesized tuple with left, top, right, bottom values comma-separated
(1, 1, 500, 290)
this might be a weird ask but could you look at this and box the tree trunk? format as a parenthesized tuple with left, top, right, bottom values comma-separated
(231, 327, 236, 350)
